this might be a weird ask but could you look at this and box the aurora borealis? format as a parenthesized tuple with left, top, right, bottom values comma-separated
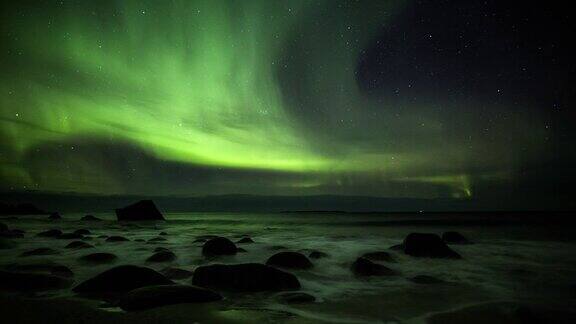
(0, 1, 574, 207)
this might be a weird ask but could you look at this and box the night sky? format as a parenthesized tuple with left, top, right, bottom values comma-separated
(0, 1, 574, 208)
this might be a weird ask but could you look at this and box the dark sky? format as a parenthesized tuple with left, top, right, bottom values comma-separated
(0, 0, 574, 209)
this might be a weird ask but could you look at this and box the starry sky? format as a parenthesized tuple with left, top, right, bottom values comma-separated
(0, 1, 574, 208)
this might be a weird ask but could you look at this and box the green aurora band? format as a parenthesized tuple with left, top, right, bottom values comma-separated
(0, 0, 546, 197)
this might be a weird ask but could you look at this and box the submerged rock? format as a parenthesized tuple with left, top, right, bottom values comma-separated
(146, 251, 177, 263)
(57, 233, 84, 240)
(74, 229, 91, 235)
(48, 212, 62, 220)
(21, 247, 59, 257)
(51, 265, 74, 278)
(442, 231, 471, 244)
(65, 241, 94, 249)
(308, 251, 329, 259)
(78, 252, 118, 264)
(105, 236, 129, 242)
(192, 263, 300, 292)
(237, 237, 254, 244)
(361, 251, 396, 263)
(118, 284, 222, 311)
(351, 257, 397, 277)
(409, 275, 444, 284)
(0, 270, 71, 292)
(276, 292, 316, 304)
(36, 229, 62, 238)
(202, 237, 237, 257)
(73, 265, 173, 294)
(266, 252, 313, 270)
(161, 267, 194, 280)
(403, 233, 461, 259)
(115, 200, 165, 221)
(81, 215, 102, 221)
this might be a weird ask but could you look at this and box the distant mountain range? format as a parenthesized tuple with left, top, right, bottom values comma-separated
(2, 191, 485, 214)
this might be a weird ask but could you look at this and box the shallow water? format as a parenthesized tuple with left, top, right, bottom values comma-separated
(2, 212, 576, 323)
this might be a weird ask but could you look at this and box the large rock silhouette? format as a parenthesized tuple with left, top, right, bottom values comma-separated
(403, 233, 461, 259)
(73, 265, 172, 294)
(115, 200, 164, 221)
(192, 263, 300, 292)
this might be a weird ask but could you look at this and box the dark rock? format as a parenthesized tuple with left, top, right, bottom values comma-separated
(266, 252, 313, 270)
(0, 202, 48, 215)
(97, 235, 108, 239)
(389, 243, 404, 251)
(65, 241, 93, 249)
(118, 284, 222, 311)
(277, 292, 316, 304)
(115, 200, 164, 221)
(73, 265, 173, 294)
(106, 236, 129, 242)
(202, 237, 237, 257)
(269, 245, 287, 250)
(51, 265, 74, 278)
(0, 270, 71, 291)
(58, 233, 84, 240)
(161, 267, 194, 280)
(21, 247, 59, 257)
(147, 236, 167, 242)
(403, 233, 461, 259)
(36, 229, 62, 237)
(81, 215, 102, 221)
(154, 247, 170, 253)
(361, 251, 396, 263)
(159, 232, 168, 236)
(78, 252, 118, 264)
(442, 231, 471, 244)
(237, 237, 254, 244)
(74, 229, 91, 235)
(49, 212, 62, 220)
(146, 251, 177, 263)
(351, 257, 397, 277)
(409, 275, 444, 284)
(192, 263, 300, 292)
(309, 251, 329, 259)
(0, 238, 16, 249)
(134, 238, 145, 242)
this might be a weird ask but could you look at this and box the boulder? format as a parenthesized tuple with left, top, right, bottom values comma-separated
(74, 229, 91, 235)
(146, 251, 177, 263)
(161, 267, 194, 280)
(351, 257, 397, 277)
(442, 231, 471, 244)
(36, 229, 62, 237)
(309, 251, 329, 259)
(73, 265, 173, 294)
(361, 251, 396, 263)
(409, 275, 444, 284)
(48, 212, 62, 220)
(65, 241, 94, 249)
(81, 215, 102, 221)
(237, 237, 254, 244)
(118, 284, 222, 311)
(159, 232, 168, 236)
(115, 200, 164, 221)
(78, 252, 118, 264)
(266, 252, 313, 270)
(51, 265, 74, 278)
(202, 237, 237, 257)
(0, 238, 16, 249)
(192, 263, 300, 292)
(21, 247, 59, 257)
(106, 236, 129, 242)
(276, 292, 316, 304)
(403, 233, 461, 259)
(57, 233, 84, 240)
(0, 270, 71, 291)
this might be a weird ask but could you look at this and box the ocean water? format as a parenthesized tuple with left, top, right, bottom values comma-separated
(2, 212, 576, 323)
